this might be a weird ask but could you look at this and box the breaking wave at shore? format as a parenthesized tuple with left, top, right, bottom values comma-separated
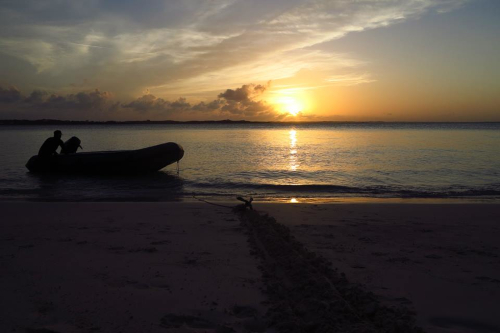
(188, 181, 500, 199)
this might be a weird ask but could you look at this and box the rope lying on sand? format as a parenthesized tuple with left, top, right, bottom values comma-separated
(192, 195, 234, 209)
(192, 195, 253, 210)
(235, 208, 423, 333)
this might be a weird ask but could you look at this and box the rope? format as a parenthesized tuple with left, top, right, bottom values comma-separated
(192, 195, 234, 209)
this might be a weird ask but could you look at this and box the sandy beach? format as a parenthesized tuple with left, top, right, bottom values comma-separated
(1, 202, 500, 332)
(0, 202, 268, 333)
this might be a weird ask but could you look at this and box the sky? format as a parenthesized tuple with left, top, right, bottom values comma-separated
(0, 0, 499, 121)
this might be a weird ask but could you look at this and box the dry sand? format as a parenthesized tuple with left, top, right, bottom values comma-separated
(0, 202, 268, 333)
(1, 202, 499, 333)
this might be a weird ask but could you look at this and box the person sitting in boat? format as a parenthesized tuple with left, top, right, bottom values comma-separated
(61, 136, 83, 154)
(38, 130, 64, 157)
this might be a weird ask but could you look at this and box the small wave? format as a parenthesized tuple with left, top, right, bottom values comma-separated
(190, 181, 355, 192)
(187, 181, 500, 198)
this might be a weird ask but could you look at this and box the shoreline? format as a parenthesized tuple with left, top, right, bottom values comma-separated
(197, 196, 500, 205)
(3, 195, 500, 204)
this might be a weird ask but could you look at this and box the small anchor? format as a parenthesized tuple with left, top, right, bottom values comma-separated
(236, 197, 253, 210)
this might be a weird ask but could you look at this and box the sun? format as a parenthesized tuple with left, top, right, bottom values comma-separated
(277, 96, 303, 116)
(288, 103, 301, 116)
(269, 90, 310, 117)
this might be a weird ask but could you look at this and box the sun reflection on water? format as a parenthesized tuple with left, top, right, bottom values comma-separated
(289, 129, 298, 171)
(290, 129, 297, 148)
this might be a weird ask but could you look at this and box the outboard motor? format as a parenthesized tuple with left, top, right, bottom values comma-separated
(61, 136, 83, 154)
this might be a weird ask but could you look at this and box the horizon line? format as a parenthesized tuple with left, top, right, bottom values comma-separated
(1, 119, 500, 125)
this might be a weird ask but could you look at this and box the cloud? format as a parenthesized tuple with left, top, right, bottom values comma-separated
(0, 0, 468, 98)
(0, 87, 119, 119)
(36, 89, 117, 111)
(221, 99, 275, 118)
(122, 95, 191, 114)
(123, 83, 279, 120)
(191, 99, 225, 112)
(216, 83, 277, 118)
(0, 85, 22, 103)
(0, 83, 281, 120)
(25, 90, 49, 104)
(218, 83, 268, 101)
(0, 83, 275, 119)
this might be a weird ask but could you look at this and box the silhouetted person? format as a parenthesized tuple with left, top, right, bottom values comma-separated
(38, 130, 64, 157)
(61, 136, 82, 154)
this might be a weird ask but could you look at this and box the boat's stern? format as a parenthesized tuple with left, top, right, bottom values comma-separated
(176, 143, 185, 162)
(130, 142, 185, 173)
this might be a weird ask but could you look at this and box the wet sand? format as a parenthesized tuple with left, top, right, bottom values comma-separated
(1, 202, 499, 332)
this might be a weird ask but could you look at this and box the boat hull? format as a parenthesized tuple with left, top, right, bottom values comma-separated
(26, 142, 184, 174)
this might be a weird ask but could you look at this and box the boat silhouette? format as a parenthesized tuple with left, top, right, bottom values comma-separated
(26, 142, 184, 174)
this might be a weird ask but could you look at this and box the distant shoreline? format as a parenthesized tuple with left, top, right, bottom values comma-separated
(1, 119, 499, 126)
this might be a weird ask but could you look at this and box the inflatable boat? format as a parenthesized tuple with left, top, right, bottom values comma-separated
(26, 142, 184, 174)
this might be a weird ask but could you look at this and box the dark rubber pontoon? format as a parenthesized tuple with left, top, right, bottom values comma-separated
(26, 142, 184, 174)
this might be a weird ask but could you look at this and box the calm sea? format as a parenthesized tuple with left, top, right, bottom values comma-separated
(1, 123, 499, 202)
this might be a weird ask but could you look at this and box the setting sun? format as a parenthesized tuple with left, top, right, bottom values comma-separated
(275, 96, 304, 116)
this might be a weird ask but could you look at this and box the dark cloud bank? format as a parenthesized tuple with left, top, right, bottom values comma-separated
(0, 83, 288, 121)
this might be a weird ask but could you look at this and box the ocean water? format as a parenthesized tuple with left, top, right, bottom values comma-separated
(0, 123, 499, 202)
